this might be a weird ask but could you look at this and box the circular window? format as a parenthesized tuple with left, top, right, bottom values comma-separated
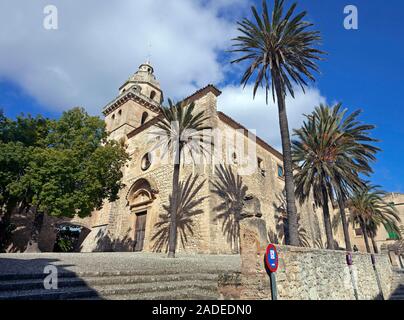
(141, 153, 152, 171)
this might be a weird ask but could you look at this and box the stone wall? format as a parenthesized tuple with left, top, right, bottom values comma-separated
(239, 218, 394, 300)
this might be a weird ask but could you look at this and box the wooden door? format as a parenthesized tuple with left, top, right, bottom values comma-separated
(134, 211, 147, 252)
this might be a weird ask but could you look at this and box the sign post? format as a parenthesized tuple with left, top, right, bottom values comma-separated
(265, 244, 279, 300)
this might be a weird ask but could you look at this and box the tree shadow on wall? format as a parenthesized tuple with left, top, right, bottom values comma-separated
(83, 227, 135, 252)
(268, 190, 310, 247)
(151, 174, 207, 253)
(212, 165, 261, 254)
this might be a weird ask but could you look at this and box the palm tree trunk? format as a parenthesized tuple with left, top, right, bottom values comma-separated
(338, 197, 352, 252)
(274, 79, 299, 247)
(321, 186, 335, 250)
(360, 218, 371, 253)
(25, 211, 44, 253)
(168, 148, 181, 258)
(371, 236, 379, 254)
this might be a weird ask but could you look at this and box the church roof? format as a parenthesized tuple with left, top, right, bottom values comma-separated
(125, 84, 283, 161)
(102, 88, 160, 116)
(181, 84, 222, 105)
(217, 111, 283, 161)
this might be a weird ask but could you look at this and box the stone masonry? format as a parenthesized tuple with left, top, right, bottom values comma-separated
(75, 61, 330, 254)
(238, 218, 394, 300)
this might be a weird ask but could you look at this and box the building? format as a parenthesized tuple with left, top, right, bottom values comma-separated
(75, 62, 328, 254)
(348, 193, 404, 266)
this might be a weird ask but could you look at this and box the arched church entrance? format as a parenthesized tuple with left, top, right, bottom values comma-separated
(127, 179, 157, 252)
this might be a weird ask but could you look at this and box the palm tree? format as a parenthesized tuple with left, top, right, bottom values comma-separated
(292, 104, 379, 250)
(152, 100, 212, 258)
(231, 0, 325, 246)
(349, 184, 401, 253)
(271, 190, 310, 247)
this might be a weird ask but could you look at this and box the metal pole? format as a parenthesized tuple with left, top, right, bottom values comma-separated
(270, 272, 277, 300)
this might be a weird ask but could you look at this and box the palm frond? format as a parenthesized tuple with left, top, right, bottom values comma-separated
(231, 0, 325, 103)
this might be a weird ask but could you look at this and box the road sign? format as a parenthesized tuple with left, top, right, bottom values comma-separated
(265, 244, 279, 273)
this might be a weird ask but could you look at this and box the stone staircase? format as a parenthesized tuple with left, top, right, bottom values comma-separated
(0, 271, 220, 300)
(389, 269, 404, 300)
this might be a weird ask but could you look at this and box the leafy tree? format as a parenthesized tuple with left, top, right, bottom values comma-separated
(292, 104, 379, 250)
(0, 108, 128, 252)
(349, 184, 401, 253)
(0, 111, 50, 251)
(230, 0, 324, 246)
(152, 100, 212, 258)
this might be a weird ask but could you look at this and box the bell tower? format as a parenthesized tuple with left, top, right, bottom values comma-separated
(102, 61, 163, 141)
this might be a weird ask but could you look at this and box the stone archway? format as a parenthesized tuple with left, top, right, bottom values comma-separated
(53, 222, 91, 252)
(126, 178, 158, 251)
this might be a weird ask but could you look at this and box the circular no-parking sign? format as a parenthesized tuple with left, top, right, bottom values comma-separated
(265, 244, 279, 273)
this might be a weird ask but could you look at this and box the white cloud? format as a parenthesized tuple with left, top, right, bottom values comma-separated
(217, 85, 327, 151)
(0, 0, 327, 152)
(0, 0, 248, 114)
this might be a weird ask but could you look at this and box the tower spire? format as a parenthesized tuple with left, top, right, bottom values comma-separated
(146, 42, 152, 65)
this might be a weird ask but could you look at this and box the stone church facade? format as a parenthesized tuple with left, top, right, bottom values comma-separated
(76, 62, 328, 254)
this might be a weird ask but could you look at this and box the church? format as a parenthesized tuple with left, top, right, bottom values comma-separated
(75, 61, 327, 253)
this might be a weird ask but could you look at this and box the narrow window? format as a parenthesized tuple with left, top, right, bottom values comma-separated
(232, 152, 238, 164)
(257, 157, 265, 176)
(141, 153, 152, 171)
(150, 90, 156, 100)
(277, 164, 284, 178)
(141, 112, 149, 125)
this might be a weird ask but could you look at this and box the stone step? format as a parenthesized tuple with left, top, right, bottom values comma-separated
(0, 269, 209, 282)
(0, 273, 217, 292)
(74, 288, 219, 300)
(0, 286, 98, 300)
(0, 280, 218, 300)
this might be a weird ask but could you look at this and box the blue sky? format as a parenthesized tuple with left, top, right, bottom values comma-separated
(0, 0, 403, 192)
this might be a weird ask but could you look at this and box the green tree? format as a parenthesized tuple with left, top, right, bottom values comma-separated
(349, 184, 401, 253)
(152, 100, 212, 258)
(292, 104, 379, 250)
(230, 0, 324, 246)
(0, 108, 128, 252)
(0, 111, 50, 251)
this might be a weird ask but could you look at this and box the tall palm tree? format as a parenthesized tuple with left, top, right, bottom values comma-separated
(152, 100, 212, 258)
(292, 104, 379, 250)
(349, 184, 401, 253)
(231, 0, 325, 246)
